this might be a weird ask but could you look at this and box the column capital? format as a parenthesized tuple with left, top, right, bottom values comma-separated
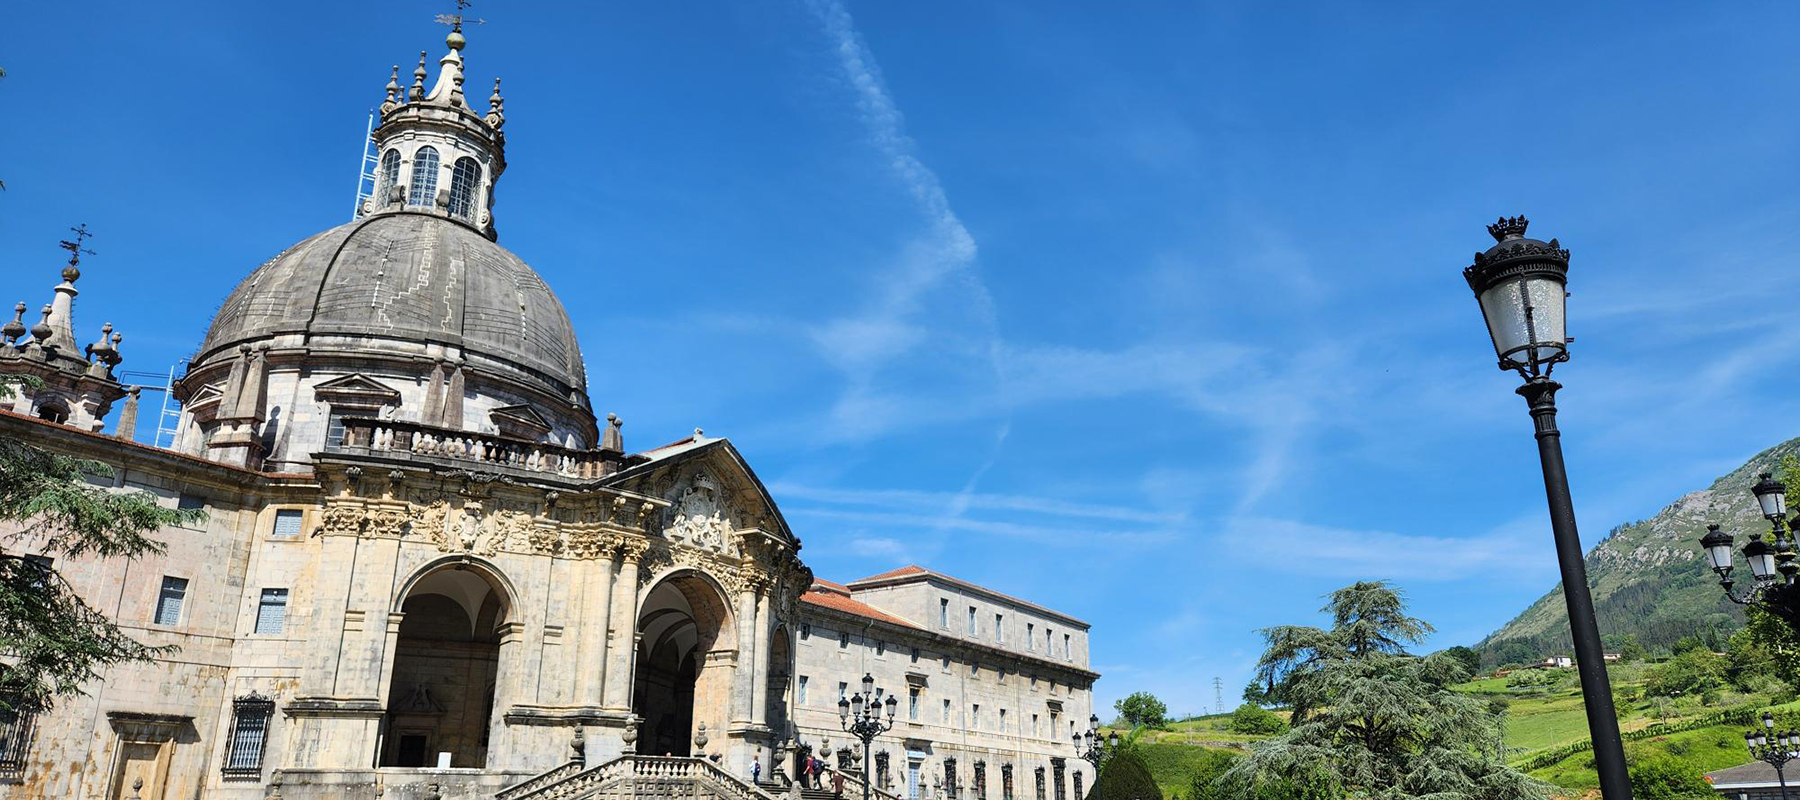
(618, 537, 650, 563)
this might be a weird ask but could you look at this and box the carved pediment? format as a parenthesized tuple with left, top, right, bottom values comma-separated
(314, 373, 402, 410)
(489, 404, 552, 440)
(185, 383, 225, 420)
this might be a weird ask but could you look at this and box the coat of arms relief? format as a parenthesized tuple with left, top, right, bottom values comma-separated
(666, 470, 737, 555)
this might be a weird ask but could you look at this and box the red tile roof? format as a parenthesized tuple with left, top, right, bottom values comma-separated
(857, 565, 927, 582)
(800, 586, 921, 630)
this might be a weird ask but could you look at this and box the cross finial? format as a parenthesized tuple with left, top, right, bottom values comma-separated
(59, 223, 96, 272)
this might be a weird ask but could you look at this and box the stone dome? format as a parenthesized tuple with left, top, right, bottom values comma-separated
(196, 212, 589, 412)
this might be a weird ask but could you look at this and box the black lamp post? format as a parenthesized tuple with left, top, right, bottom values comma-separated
(1700, 473, 1800, 628)
(1071, 714, 1119, 770)
(1746, 711, 1795, 800)
(1464, 216, 1630, 800)
(839, 673, 897, 800)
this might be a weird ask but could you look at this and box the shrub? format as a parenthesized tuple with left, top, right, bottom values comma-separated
(1093, 748, 1162, 800)
(1628, 754, 1713, 799)
(1227, 704, 1286, 736)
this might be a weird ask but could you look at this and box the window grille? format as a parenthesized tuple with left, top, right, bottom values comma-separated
(798, 676, 809, 704)
(448, 157, 481, 219)
(222, 693, 275, 777)
(272, 509, 303, 538)
(0, 699, 35, 774)
(1034, 768, 1045, 800)
(255, 588, 289, 634)
(945, 758, 958, 800)
(876, 640, 885, 656)
(377, 149, 401, 199)
(408, 146, 440, 207)
(973, 761, 986, 800)
(1052, 761, 1065, 800)
(1002, 765, 1014, 800)
(908, 687, 920, 720)
(876, 752, 890, 789)
(155, 576, 188, 625)
(1072, 773, 1083, 800)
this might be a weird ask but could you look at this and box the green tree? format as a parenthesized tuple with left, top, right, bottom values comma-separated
(1224, 581, 1555, 800)
(1227, 703, 1286, 735)
(1092, 746, 1161, 800)
(0, 375, 199, 713)
(1615, 634, 1647, 663)
(1114, 692, 1168, 729)
(1442, 645, 1481, 676)
(1643, 647, 1727, 698)
(1627, 755, 1713, 799)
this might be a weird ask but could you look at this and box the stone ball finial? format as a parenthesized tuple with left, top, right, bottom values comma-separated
(30, 304, 53, 343)
(2, 302, 25, 343)
(447, 30, 466, 50)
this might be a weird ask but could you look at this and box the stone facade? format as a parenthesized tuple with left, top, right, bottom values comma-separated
(0, 21, 1098, 800)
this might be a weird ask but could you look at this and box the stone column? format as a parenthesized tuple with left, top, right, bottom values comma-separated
(604, 539, 647, 711)
(751, 581, 773, 728)
(732, 582, 758, 726)
(575, 543, 617, 707)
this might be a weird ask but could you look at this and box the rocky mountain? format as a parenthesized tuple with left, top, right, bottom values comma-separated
(1474, 438, 1800, 667)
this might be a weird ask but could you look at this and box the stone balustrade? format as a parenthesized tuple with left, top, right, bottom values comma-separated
(501, 754, 784, 800)
(332, 417, 617, 480)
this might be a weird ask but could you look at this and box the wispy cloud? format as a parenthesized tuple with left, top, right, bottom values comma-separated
(1217, 516, 1552, 581)
(767, 481, 1188, 525)
(785, 506, 1179, 548)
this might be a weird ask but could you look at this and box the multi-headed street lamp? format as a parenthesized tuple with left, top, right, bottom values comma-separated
(1746, 712, 1795, 800)
(839, 673, 898, 800)
(1464, 216, 1630, 800)
(1071, 714, 1119, 769)
(1700, 473, 1800, 628)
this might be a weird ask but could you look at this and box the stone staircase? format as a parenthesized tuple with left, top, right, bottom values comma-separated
(497, 755, 909, 800)
(498, 754, 783, 800)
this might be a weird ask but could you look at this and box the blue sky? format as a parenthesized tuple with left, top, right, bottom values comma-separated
(4, 1, 1800, 716)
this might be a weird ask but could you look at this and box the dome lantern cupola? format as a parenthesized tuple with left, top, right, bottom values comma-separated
(363, 18, 506, 240)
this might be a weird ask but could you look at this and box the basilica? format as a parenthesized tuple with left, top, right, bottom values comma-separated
(0, 21, 1098, 800)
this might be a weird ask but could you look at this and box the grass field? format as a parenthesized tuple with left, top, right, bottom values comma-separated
(1125, 663, 1783, 799)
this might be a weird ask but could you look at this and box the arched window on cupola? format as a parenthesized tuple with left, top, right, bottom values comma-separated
(448, 157, 481, 220)
(376, 149, 401, 201)
(408, 146, 440, 208)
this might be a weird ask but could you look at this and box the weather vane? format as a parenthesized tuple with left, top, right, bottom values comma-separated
(59, 223, 95, 267)
(434, 0, 484, 33)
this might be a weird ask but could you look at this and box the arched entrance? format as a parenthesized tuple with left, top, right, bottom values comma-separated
(632, 571, 734, 756)
(767, 625, 792, 741)
(380, 562, 511, 768)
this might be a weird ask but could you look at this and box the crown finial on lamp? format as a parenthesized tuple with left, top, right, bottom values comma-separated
(1486, 215, 1530, 242)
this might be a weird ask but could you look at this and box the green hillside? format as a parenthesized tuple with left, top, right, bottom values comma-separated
(1475, 438, 1800, 667)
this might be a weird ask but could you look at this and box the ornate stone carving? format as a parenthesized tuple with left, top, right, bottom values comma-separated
(528, 520, 563, 556)
(320, 504, 365, 537)
(667, 470, 734, 554)
(367, 508, 408, 538)
(411, 500, 450, 547)
(492, 510, 533, 553)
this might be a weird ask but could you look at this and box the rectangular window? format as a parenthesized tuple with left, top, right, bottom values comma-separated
(254, 588, 288, 634)
(910, 647, 920, 664)
(1032, 713, 1039, 736)
(968, 606, 977, 635)
(272, 509, 303, 538)
(155, 576, 188, 625)
(22, 555, 52, 590)
(839, 631, 850, 649)
(0, 700, 36, 773)
(839, 681, 849, 702)
(999, 708, 1007, 732)
(326, 411, 347, 447)
(1064, 634, 1071, 659)
(177, 494, 206, 529)
(970, 662, 979, 677)
(940, 598, 950, 628)
(942, 654, 951, 670)
(801, 623, 811, 640)
(971, 704, 980, 729)
(1030, 675, 1038, 690)
(998, 669, 1006, 684)
(908, 687, 920, 720)
(1027, 623, 1034, 650)
(876, 640, 886, 656)
(222, 694, 275, 776)
(996, 613, 1004, 643)
(799, 676, 810, 705)
(942, 699, 951, 723)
